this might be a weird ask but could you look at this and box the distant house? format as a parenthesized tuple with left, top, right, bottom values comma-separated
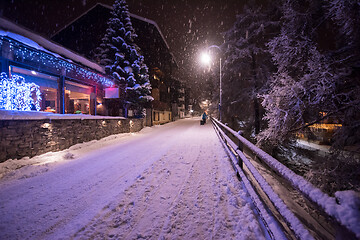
(0, 17, 119, 116)
(298, 113, 342, 145)
(51, 3, 182, 125)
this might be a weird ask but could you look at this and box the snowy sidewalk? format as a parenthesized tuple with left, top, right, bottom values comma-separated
(0, 118, 265, 240)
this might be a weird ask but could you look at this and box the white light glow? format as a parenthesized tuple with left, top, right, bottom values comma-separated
(42, 123, 51, 128)
(31, 70, 37, 75)
(200, 52, 211, 65)
(0, 72, 41, 111)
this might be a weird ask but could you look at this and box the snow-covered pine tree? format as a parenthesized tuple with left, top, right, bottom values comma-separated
(258, 0, 335, 145)
(222, 3, 280, 137)
(97, 0, 152, 116)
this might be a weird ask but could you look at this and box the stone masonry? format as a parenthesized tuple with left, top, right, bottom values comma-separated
(0, 118, 144, 163)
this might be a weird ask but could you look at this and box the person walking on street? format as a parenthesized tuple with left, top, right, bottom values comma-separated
(201, 111, 207, 125)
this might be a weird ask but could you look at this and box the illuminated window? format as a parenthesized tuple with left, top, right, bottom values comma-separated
(154, 112, 160, 121)
(64, 80, 93, 114)
(11, 66, 59, 113)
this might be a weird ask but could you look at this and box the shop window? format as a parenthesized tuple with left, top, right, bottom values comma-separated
(11, 66, 59, 113)
(64, 80, 93, 114)
(154, 112, 160, 121)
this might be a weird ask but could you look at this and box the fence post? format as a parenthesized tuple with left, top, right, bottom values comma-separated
(237, 155, 243, 169)
(238, 139, 243, 152)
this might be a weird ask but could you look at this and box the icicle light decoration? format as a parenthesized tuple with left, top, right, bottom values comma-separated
(0, 37, 115, 87)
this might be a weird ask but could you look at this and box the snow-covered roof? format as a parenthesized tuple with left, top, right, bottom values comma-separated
(129, 12, 178, 66)
(51, 3, 178, 67)
(128, 13, 170, 50)
(0, 17, 105, 73)
(129, 12, 178, 67)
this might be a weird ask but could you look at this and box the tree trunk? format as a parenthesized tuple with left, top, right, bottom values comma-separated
(251, 51, 260, 134)
(254, 97, 260, 134)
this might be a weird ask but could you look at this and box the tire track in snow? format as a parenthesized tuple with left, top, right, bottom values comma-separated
(71, 121, 265, 239)
(72, 142, 203, 239)
(159, 135, 265, 240)
(0, 120, 194, 240)
(0, 119, 266, 239)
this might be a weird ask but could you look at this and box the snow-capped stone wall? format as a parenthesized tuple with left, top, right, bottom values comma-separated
(0, 118, 144, 163)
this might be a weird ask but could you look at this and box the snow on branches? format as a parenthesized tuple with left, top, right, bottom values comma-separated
(257, 0, 360, 149)
(96, 0, 152, 114)
(222, 4, 280, 136)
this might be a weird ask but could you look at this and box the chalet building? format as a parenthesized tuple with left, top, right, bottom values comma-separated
(51, 3, 183, 125)
(0, 17, 152, 162)
(0, 17, 118, 116)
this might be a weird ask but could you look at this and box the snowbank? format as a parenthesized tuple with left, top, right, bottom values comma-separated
(0, 129, 136, 180)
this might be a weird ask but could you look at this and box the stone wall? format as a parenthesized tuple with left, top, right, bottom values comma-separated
(0, 118, 144, 163)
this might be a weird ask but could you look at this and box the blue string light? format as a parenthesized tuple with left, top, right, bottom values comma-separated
(0, 36, 115, 87)
(0, 72, 41, 111)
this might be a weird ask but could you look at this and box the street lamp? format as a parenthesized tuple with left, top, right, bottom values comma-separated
(200, 45, 222, 122)
(200, 52, 211, 65)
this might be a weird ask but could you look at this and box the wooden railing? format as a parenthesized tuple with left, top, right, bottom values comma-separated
(211, 117, 358, 240)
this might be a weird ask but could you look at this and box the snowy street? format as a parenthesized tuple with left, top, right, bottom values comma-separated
(0, 118, 266, 240)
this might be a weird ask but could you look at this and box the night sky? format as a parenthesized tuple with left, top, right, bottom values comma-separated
(1, 0, 246, 88)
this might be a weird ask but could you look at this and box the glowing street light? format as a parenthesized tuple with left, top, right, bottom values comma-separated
(200, 52, 211, 65)
(200, 45, 222, 122)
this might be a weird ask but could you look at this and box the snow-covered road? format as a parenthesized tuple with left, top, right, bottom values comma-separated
(0, 118, 266, 240)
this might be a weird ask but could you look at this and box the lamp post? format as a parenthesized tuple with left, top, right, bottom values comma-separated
(200, 45, 222, 122)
